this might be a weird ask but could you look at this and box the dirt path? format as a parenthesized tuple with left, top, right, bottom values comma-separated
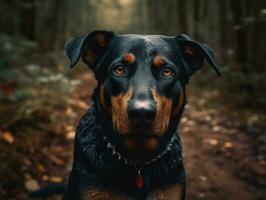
(180, 106, 263, 200)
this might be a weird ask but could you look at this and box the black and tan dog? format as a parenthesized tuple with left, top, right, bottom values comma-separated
(43, 31, 221, 200)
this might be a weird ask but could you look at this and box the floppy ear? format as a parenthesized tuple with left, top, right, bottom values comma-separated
(176, 34, 221, 76)
(65, 30, 115, 71)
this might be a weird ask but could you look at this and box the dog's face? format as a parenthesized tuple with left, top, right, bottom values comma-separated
(66, 31, 220, 157)
(98, 35, 186, 153)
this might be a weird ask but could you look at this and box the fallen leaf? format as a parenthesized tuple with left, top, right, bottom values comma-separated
(49, 155, 65, 166)
(50, 176, 63, 183)
(183, 127, 190, 133)
(198, 192, 206, 199)
(42, 175, 49, 181)
(187, 120, 195, 126)
(212, 126, 221, 132)
(0, 81, 17, 96)
(66, 131, 75, 140)
(199, 175, 207, 182)
(70, 100, 88, 109)
(1, 131, 15, 144)
(23, 158, 32, 166)
(24, 173, 32, 180)
(224, 142, 233, 148)
(65, 125, 74, 132)
(37, 164, 45, 172)
(204, 115, 211, 122)
(208, 139, 218, 145)
(65, 107, 73, 116)
(25, 179, 40, 191)
(181, 117, 188, 123)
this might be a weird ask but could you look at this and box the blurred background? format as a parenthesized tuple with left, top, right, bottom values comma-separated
(0, 0, 266, 199)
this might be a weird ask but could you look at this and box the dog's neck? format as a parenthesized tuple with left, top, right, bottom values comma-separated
(102, 133, 176, 166)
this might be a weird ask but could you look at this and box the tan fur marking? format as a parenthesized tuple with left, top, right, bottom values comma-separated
(153, 56, 166, 68)
(123, 53, 136, 64)
(82, 188, 131, 200)
(148, 184, 183, 200)
(152, 89, 173, 136)
(111, 88, 133, 135)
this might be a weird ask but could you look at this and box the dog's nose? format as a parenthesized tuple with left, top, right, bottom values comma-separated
(128, 100, 156, 122)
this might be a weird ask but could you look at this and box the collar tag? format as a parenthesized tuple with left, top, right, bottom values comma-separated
(135, 170, 144, 189)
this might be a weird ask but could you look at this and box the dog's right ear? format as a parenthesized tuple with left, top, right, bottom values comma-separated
(65, 30, 115, 71)
(176, 34, 221, 77)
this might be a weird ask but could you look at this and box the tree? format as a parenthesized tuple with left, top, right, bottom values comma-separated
(176, 0, 188, 33)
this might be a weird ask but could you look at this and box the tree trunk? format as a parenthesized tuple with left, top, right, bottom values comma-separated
(35, 0, 66, 51)
(177, 0, 188, 33)
(230, 0, 247, 64)
(19, 0, 36, 40)
(218, 0, 228, 64)
(193, 0, 200, 40)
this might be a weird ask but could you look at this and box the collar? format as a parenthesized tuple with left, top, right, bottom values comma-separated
(102, 134, 176, 167)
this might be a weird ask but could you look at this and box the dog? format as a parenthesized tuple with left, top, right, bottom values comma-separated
(31, 31, 221, 200)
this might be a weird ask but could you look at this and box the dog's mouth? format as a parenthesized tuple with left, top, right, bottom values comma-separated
(115, 131, 163, 160)
(124, 133, 159, 139)
(126, 122, 159, 137)
(124, 130, 160, 139)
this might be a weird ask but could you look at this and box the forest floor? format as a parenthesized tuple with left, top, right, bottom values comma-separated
(0, 41, 266, 199)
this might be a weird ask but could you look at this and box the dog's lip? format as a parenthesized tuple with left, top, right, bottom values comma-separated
(126, 126, 161, 138)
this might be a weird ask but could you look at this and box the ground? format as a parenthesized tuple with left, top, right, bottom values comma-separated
(0, 54, 266, 199)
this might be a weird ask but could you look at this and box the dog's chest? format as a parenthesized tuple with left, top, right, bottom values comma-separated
(82, 189, 134, 200)
(82, 183, 183, 200)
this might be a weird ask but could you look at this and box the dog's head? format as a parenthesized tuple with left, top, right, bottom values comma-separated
(66, 31, 220, 159)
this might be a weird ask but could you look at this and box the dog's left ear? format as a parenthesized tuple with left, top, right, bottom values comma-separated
(65, 30, 115, 71)
(176, 34, 221, 76)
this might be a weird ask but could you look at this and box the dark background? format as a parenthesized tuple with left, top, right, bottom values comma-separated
(0, 0, 266, 199)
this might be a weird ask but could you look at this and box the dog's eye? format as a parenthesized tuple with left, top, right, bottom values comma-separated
(113, 65, 125, 75)
(162, 67, 173, 77)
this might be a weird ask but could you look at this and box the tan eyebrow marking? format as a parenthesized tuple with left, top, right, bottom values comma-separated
(153, 55, 166, 68)
(123, 53, 136, 64)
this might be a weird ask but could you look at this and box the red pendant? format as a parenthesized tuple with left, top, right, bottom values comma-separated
(135, 171, 144, 189)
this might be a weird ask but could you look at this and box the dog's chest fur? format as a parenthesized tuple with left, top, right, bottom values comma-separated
(82, 184, 183, 200)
